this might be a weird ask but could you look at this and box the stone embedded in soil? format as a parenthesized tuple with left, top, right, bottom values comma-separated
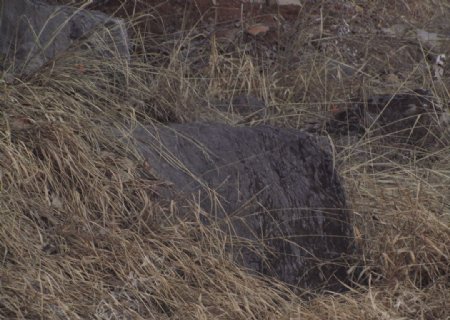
(326, 89, 450, 147)
(130, 123, 355, 291)
(0, 0, 129, 75)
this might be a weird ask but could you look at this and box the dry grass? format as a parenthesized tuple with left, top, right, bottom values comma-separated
(1, 1, 449, 319)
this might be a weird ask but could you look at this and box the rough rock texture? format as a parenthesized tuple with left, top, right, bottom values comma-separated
(327, 89, 450, 147)
(131, 123, 354, 290)
(0, 0, 129, 75)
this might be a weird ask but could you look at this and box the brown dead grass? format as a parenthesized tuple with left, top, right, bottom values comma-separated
(1, 0, 449, 319)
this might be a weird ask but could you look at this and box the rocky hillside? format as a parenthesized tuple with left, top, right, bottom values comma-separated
(1, 1, 449, 319)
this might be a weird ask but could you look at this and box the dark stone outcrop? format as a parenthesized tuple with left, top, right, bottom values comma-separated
(0, 0, 129, 75)
(130, 123, 354, 291)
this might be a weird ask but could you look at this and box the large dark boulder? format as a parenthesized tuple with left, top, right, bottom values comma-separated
(0, 0, 129, 75)
(131, 123, 354, 291)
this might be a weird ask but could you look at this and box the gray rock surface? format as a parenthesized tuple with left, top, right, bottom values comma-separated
(0, 0, 129, 75)
(130, 123, 354, 291)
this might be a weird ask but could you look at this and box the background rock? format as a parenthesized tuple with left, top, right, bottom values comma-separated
(326, 89, 450, 147)
(0, 0, 129, 75)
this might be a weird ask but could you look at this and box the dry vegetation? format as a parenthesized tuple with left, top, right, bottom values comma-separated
(1, 0, 449, 319)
